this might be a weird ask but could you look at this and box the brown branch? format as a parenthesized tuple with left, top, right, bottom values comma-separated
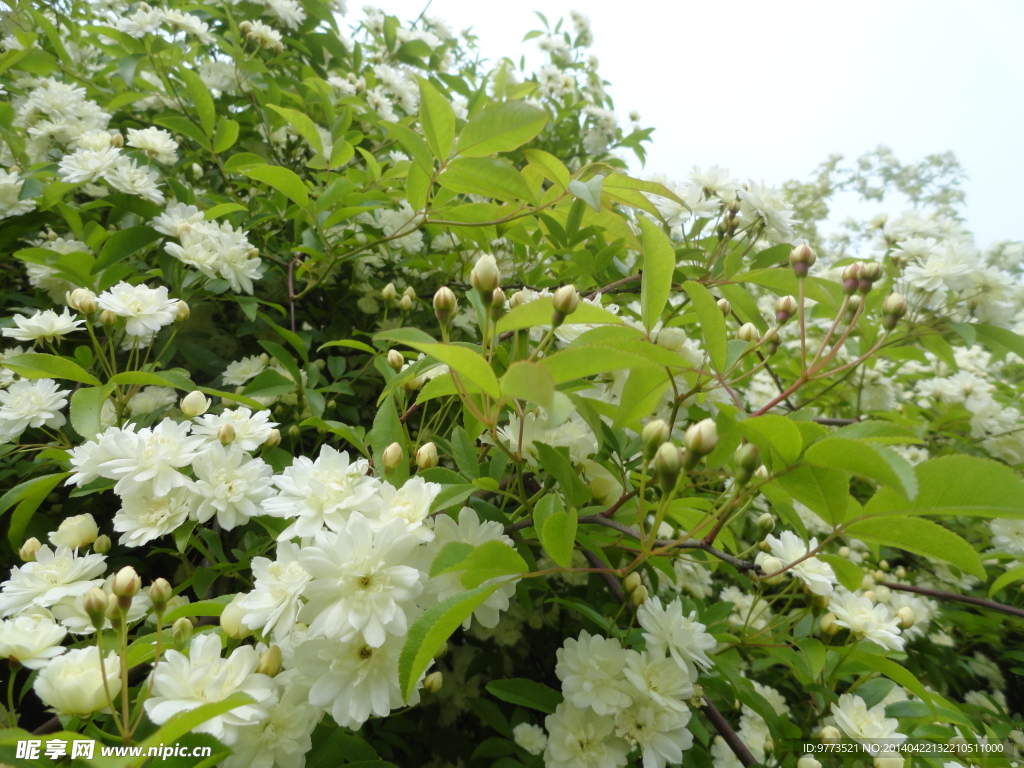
(701, 696, 756, 767)
(879, 581, 1024, 620)
(581, 549, 629, 608)
(812, 417, 861, 426)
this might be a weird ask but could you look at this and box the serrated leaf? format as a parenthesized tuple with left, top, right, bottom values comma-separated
(739, 414, 803, 465)
(267, 104, 324, 156)
(486, 679, 563, 714)
(495, 295, 622, 333)
(805, 437, 917, 499)
(178, 68, 215, 136)
(843, 516, 985, 579)
(70, 383, 115, 440)
(500, 360, 554, 411)
(418, 78, 455, 160)
(0, 353, 100, 386)
(438, 156, 535, 204)
(540, 508, 577, 567)
(637, 216, 674, 331)
(94, 225, 162, 271)
(777, 465, 849, 526)
(434, 539, 528, 587)
(682, 280, 727, 372)
(818, 553, 863, 592)
(390, 340, 500, 399)
(456, 100, 548, 157)
(241, 164, 310, 209)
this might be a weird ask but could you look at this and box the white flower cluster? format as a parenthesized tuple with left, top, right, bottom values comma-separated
(158, 203, 264, 294)
(541, 597, 714, 768)
(11, 79, 110, 164)
(114, 5, 214, 43)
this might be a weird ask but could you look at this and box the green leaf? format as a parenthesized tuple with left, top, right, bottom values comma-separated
(429, 541, 475, 576)
(500, 360, 554, 411)
(318, 339, 377, 354)
(94, 225, 162, 271)
(391, 341, 500, 399)
(108, 369, 194, 389)
(486, 679, 563, 715)
(418, 78, 456, 160)
(241, 368, 297, 398)
(796, 638, 827, 680)
(613, 366, 670, 428)
(818, 554, 863, 592)
(845, 649, 933, 706)
(438, 157, 535, 204)
(178, 68, 216, 136)
(0, 353, 100, 386)
(450, 425, 480, 478)
(739, 414, 803, 465)
(267, 104, 324, 156)
(524, 148, 570, 190)
(539, 344, 687, 385)
(241, 165, 310, 209)
(534, 443, 590, 507)
(399, 582, 504, 699)
(842, 516, 986, 579)
(637, 216, 675, 332)
(70, 383, 115, 440)
(434, 539, 528, 587)
(456, 100, 548, 157)
(568, 177, 603, 211)
(204, 202, 247, 219)
(832, 421, 924, 445)
(541, 508, 578, 568)
(865, 455, 1024, 519)
(777, 466, 849, 526)
(5, 473, 69, 549)
(805, 438, 917, 499)
(989, 564, 1024, 597)
(495, 295, 622, 333)
(369, 394, 408, 487)
(682, 280, 727, 372)
(212, 118, 239, 154)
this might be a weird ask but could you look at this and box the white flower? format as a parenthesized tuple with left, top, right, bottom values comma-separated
(57, 146, 122, 184)
(614, 699, 693, 768)
(373, 477, 440, 541)
(636, 597, 716, 681)
(513, 722, 548, 756)
(113, 486, 195, 547)
(264, 0, 306, 29)
(116, 5, 165, 36)
(237, 542, 310, 640)
(299, 515, 423, 646)
(2, 308, 83, 343)
(192, 444, 274, 530)
(88, 419, 204, 497)
(192, 406, 278, 452)
(0, 613, 67, 668)
(0, 544, 106, 616)
(222, 355, 267, 386)
(989, 519, 1024, 555)
(0, 378, 69, 442)
(144, 634, 278, 746)
(128, 385, 177, 415)
(0, 169, 36, 219)
(689, 165, 741, 202)
(34, 646, 120, 716)
(103, 155, 165, 203)
(544, 702, 630, 768)
(556, 630, 633, 715)
(161, 9, 215, 43)
(757, 530, 837, 597)
(126, 127, 178, 164)
(262, 445, 380, 539)
(831, 693, 906, 747)
(738, 180, 797, 242)
(296, 632, 411, 729)
(828, 591, 904, 651)
(425, 507, 519, 629)
(97, 282, 178, 337)
(221, 673, 321, 768)
(622, 649, 694, 714)
(152, 202, 204, 237)
(48, 513, 99, 549)
(246, 20, 284, 51)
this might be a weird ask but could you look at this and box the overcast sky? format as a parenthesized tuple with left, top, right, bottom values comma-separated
(373, 0, 1023, 251)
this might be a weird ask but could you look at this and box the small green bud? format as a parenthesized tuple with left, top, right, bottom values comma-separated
(84, 587, 108, 630)
(734, 442, 760, 485)
(789, 243, 816, 277)
(881, 293, 907, 330)
(551, 285, 580, 327)
(737, 322, 760, 343)
(382, 442, 403, 471)
(470, 254, 500, 304)
(716, 298, 732, 316)
(641, 419, 670, 461)
(423, 671, 443, 693)
(683, 418, 718, 457)
(654, 442, 682, 493)
(416, 442, 438, 470)
(630, 584, 649, 606)
(257, 645, 283, 677)
(623, 572, 643, 594)
(387, 349, 405, 370)
(381, 282, 397, 301)
(756, 512, 775, 534)
(433, 286, 457, 326)
(92, 534, 111, 554)
(172, 617, 194, 645)
(774, 295, 797, 323)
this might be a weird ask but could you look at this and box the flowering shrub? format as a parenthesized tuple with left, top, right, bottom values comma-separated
(0, 2, 1021, 767)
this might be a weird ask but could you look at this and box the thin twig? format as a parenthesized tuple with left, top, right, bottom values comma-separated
(701, 696, 756, 767)
(581, 549, 629, 607)
(880, 581, 1024, 620)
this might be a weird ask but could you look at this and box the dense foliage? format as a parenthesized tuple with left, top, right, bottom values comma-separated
(0, 1, 1021, 767)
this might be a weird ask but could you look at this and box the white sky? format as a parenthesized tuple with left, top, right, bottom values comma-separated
(373, 0, 1024, 250)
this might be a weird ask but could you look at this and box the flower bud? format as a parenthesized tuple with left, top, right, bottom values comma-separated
(509, 290, 528, 310)
(173, 300, 190, 321)
(49, 513, 99, 549)
(257, 645, 283, 678)
(759, 555, 785, 584)
(470, 254, 500, 303)
(683, 418, 718, 457)
(819, 725, 842, 744)
(895, 566, 906, 579)
(403, 286, 416, 300)
(416, 442, 438, 470)
(737, 323, 760, 343)
(789, 243, 817, 277)
(423, 671, 443, 693)
(641, 419, 670, 461)
(172, 617, 193, 645)
(383, 442, 403, 471)
(382, 283, 398, 302)
(623, 572, 643, 594)
(815, 614, 839, 638)
(654, 442, 682, 493)
(630, 584, 649, 606)
(844, 293, 863, 322)
(798, 756, 823, 768)
(842, 262, 863, 295)
(551, 285, 580, 327)
(217, 423, 236, 445)
(93, 534, 111, 554)
(774, 295, 797, 323)
(18, 537, 41, 562)
(756, 513, 775, 534)
(84, 587, 108, 629)
(180, 390, 211, 417)
(716, 298, 732, 316)
(733, 442, 760, 486)
(754, 465, 769, 480)
(149, 578, 172, 614)
(860, 261, 883, 283)
(220, 597, 251, 639)
(66, 288, 98, 314)
(433, 643, 448, 660)
(433, 286, 457, 326)
(104, 593, 121, 624)
(111, 566, 141, 598)
(399, 294, 413, 311)
(264, 428, 281, 448)
(99, 309, 118, 325)
(881, 293, 907, 330)
(896, 606, 915, 629)
(109, 132, 124, 148)
(387, 349, 405, 370)
(862, 590, 877, 603)
(490, 287, 506, 321)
